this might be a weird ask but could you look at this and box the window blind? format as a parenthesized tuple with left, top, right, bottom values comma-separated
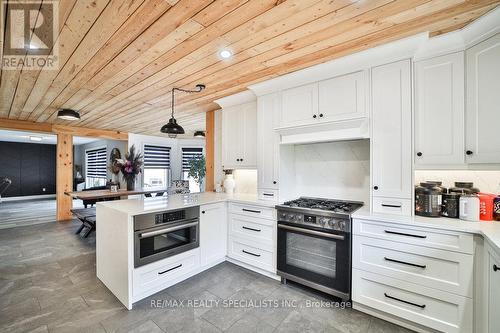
(86, 147, 107, 179)
(144, 145, 171, 169)
(182, 147, 203, 172)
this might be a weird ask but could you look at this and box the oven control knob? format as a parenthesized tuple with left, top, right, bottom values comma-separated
(319, 217, 328, 226)
(287, 214, 295, 221)
(337, 221, 346, 231)
(328, 219, 335, 227)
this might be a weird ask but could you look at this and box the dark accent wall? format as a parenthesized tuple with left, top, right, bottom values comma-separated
(0, 141, 56, 197)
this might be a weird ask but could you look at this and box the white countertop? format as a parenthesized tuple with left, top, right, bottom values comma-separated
(352, 208, 500, 253)
(97, 192, 277, 216)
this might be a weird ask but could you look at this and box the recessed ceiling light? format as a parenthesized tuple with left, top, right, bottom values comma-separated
(219, 49, 232, 59)
(29, 136, 43, 142)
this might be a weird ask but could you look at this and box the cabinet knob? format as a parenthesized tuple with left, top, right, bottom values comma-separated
(313, 114, 317, 118)
(236, 158, 240, 162)
(466, 150, 473, 156)
(240, 158, 243, 162)
(273, 181, 277, 184)
(319, 113, 323, 118)
(201, 211, 205, 214)
(494, 264, 499, 272)
(417, 152, 423, 157)
(373, 186, 379, 190)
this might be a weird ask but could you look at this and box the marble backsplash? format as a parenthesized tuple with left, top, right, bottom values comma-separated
(292, 140, 370, 204)
(415, 170, 500, 194)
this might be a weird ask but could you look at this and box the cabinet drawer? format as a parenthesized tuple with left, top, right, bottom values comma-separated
(229, 203, 275, 220)
(372, 197, 412, 216)
(227, 236, 274, 273)
(133, 249, 200, 297)
(352, 269, 473, 333)
(258, 189, 279, 201)
(353, 235, 473, 297)
(229, 214, 274, 245)
(353, 219, 474, 254)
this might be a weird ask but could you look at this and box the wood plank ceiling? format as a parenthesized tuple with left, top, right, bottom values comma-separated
(1, 0, 499, 137)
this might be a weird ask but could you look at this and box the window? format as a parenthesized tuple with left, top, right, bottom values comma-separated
(143, 145, 171, 188)
(85, 147, 107, 188)
(181, 147, 204, 193)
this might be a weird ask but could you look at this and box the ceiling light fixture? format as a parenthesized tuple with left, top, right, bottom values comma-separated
(219, 49, 232, 59)
(161, 84, 206, 138)
(29, 136, 43, 142)
(194, 131, 205, 138)
(57, 109, 80, 121)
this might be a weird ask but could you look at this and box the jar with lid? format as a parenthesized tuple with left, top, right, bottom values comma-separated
(442, 193, 461, 218)
(425, 181, 447, 194)
(415, 182, 443, 217)
(449, 182, 480, 195)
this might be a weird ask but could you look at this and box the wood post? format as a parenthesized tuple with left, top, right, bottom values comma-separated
(205, 110, 215, 192)
(56, 133, 73, 221)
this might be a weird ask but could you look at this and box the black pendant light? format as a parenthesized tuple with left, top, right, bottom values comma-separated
(161, 84, 206, 138)
(194, 131, 205, 138)
(57, 108, 80, 120)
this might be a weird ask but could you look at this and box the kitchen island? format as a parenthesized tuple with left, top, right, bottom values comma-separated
(96, 192, 277, 309)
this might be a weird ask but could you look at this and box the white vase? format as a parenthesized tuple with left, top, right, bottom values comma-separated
(223, 174, 235, 194)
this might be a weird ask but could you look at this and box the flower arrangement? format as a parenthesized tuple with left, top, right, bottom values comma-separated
(116, 145, 143, 190)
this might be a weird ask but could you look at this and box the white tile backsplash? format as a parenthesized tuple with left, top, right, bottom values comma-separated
(415, 170, 500, 194)
(292, 140, 370, 204)
(233, 169, 258, 194)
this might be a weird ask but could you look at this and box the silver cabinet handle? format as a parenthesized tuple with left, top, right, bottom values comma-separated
(140, 221, 198, 238)
(278, 224, 345, 240)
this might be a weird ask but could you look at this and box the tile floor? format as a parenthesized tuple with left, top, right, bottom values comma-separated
(0, 219, 414, 333)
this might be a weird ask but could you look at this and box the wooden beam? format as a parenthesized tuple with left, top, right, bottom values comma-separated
(0, 118, 128, 140)
(56, 133, 73, 221)
(205, 110, 215, 192)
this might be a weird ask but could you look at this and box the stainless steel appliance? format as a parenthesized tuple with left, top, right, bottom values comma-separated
(134, 207, 199, 268)
(275, 197, 363, 300)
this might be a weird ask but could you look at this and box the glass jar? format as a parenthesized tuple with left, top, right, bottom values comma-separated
(449, 182, 480, 195)
(415, 182, 443, 217)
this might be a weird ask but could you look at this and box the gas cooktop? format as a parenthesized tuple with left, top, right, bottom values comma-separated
(277, 197, 363, 215)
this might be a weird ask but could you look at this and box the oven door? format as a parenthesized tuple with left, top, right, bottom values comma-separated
(277, 222, 351, 299)
(134, 218, 199, 268)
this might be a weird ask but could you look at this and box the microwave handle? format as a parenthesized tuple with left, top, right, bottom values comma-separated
(278, 224, 345, 240)
(140, 221, 198, 238)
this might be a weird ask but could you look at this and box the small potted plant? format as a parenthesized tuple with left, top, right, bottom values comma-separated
(188, 155, 206, 191)
(117, 145, 143, 191)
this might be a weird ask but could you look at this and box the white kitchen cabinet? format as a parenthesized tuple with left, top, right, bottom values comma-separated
(221, 101, 257, 169)
(200, 203, 227, 268)
(371, 60, 412, 201)
(280, 83, 318, 128)
(485, 242, 500, 333)
(466, 33, 500, 164)
(318, 70, 367, 122)
(257, 93, 280, 195)
(415, 52, 465, 165)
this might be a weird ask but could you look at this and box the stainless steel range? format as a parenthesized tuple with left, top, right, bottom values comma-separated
(275, 197, 363, 300)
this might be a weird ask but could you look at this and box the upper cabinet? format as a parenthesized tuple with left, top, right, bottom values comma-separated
(318, 70, 367, 122)
(280, 83, 318, 128)
(257, 93, 280, 195)
(279, 70, 368, 129)
(414, 52, 465, 166)
(371, 60, 412, 202)
(466, 33, 500, 164)
(218, 91, 257, 170)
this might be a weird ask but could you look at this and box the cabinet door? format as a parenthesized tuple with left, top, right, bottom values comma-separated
(280, 83, 318, 128)
(372, 60, 412, 200)
(415, 52, 465, 165)
(488, 249, 500, 333)
(222, 106, 243, 169)
(466, 33, 500, 163)
(241, 101, 257, 168)
(200, 203, 227, 267)
(318, 70, 367, 122)
(257, 93, 280, 190)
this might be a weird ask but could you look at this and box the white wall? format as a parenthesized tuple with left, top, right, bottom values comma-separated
(290, 140, 370, 204)
(128, 133, 205, 188)
(415, 170, 500, 194)
(74, 139, 127, 181)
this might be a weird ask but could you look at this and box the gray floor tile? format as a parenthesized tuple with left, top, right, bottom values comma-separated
(125, 319, 164, 333)
(226, 314, 275, 333)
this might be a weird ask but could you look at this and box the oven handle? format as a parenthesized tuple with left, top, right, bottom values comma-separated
(139, 221, 199, 238)
(278, 224, 345, 240)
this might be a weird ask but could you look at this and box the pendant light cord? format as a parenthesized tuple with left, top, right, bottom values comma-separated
(171, 85, 206, 118)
